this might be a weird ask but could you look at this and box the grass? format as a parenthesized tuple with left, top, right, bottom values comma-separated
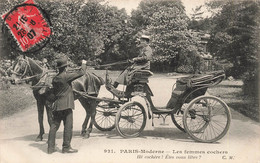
(0, 84, 36, 118)
(208, 80, 259, 122)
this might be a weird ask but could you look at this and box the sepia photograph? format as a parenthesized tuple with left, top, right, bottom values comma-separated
(0, 0, 259, 162)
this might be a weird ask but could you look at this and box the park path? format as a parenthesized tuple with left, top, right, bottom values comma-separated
(0, 76, 260, 163)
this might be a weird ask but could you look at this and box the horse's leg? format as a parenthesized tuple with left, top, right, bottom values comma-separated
(36, 97, 45, 141)
(45, 100, 53, 127)
(82, 100, 98, 139)
(86, 100, 98, 137)
(78, 98, 91, 138)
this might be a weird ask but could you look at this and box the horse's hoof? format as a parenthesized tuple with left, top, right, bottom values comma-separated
(83, 134, 90, 139)
(35, 135, 43, 142)
(81, 131, 86, 137)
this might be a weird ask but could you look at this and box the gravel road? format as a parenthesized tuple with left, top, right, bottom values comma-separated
(0, 76, 259, 163)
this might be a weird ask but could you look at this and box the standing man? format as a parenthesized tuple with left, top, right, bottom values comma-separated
(113, 34, 153, 87)
(47, 56, 87, 154)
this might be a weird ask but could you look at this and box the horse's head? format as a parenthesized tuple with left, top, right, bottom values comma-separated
(11, 56, 43, 84)
(10, 56, 28, 84)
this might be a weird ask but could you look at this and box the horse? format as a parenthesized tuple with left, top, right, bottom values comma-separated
(11, 56, 104, 141)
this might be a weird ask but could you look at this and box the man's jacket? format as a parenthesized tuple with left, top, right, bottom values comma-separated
(52, 69, 84, 111)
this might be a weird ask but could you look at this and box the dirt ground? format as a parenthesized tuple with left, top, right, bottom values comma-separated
(0, 74, 260, 163)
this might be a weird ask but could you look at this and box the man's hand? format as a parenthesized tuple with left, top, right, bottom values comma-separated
(82, 60, 87, 64)
(81, 60, 87, 72)
(132, 58, 138, 62)
(132, 56, 147, 62)
(128, 59, 134, 64)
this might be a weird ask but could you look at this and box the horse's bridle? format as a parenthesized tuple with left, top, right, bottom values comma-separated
(13, 57, 41, 81)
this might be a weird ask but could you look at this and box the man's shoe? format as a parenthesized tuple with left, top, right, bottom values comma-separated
(62, 148, 78, 153)
(35, 136, 43, 142)
(47, 148, 57, 154)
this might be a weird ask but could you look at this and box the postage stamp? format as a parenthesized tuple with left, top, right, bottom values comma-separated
(1, 0, 52, 52)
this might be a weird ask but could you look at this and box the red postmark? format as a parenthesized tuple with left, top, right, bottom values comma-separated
(2, 0, 52, 52)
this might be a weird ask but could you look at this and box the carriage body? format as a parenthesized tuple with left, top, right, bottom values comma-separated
(114, 70, 231, 143)
(80, 69, 231, 143)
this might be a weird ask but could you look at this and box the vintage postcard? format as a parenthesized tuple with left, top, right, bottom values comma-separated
(0, 0, 259, 163)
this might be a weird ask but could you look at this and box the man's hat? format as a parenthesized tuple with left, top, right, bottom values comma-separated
(140, 34, 150, 41)
(56, 56, 68, 68)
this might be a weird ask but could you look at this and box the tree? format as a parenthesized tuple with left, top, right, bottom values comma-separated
(205, 0, 226, 17)
(0, 0, 25, 60)
(207, 1, 259, 96)
(191, 5, 204, 20)
(131, 0, 204, 72)
(78, 1, 135, 63)
(207, 1, 259, 76)
(1, 0, 134, 64)
(189, 5, 214, 32)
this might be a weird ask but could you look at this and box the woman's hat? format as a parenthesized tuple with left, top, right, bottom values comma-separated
(56, 56, 68, 68)
(42, 58, 47, 63)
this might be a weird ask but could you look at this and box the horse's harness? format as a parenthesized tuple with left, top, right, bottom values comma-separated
(14, 57, 43, 81)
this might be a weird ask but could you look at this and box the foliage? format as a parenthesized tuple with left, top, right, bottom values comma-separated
(132, 0, 190, 60)
(131, 0, 204, 72)
(0, 0, 23, 60)
(207, 1, 259, 75)
(189, 16, 214, 32)
(1, 0, 210, 74)
(242, 68, 259, 97)
(38, 0, 134, 63)
(76, 1, 133, 63)
(0, 0, 135, 64)
(207, 1, 259, 97)
(191, 5, 204, 20)
(205, 0, 226, 17)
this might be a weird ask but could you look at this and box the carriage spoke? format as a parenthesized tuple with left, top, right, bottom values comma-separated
(183, 96, 231, 143)
(94, 101, 116, 131)
(116, 102, 146, 138)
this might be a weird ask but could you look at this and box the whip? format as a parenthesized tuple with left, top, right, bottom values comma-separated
(93, 60, 129, 68)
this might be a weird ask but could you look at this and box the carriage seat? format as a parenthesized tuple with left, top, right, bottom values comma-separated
(127, 70, 153, 84)
(166, 70, 225, 110)
(178, 70, 225, 88)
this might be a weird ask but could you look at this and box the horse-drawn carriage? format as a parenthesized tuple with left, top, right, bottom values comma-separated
(76, 68, 231, 143)
(11, 56, 231, 143)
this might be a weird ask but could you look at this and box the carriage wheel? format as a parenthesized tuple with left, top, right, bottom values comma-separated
(93, 101, 117, 131)
(115, 101, 147, 138)
(171, 103, 188, 132)
(183, 95, 231, 143)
